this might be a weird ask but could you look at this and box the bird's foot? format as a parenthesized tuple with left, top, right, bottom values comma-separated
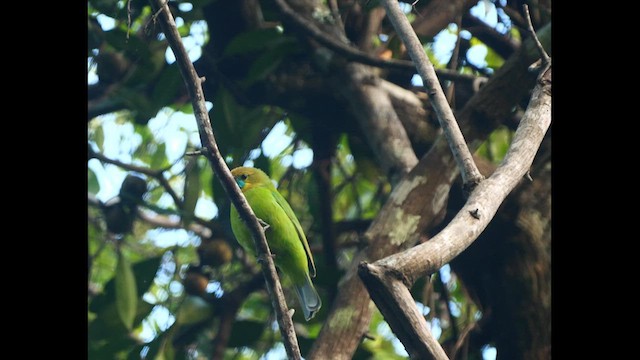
(257, 218, 270, 231)
(257, 253, 276, 264)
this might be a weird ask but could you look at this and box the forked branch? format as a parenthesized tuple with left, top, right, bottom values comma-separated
(359, 63, 551, 358)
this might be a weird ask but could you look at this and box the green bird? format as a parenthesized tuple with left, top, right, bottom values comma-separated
(229, 167, 322, 321)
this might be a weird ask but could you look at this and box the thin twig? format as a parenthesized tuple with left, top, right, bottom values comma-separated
(523, 5, 550, 64)
(450, 309, 477, 360)
(89, 147, 215, 230)
(435, 270, 459, 344)
(272, 0, 484, 83)
(89, 147, 183, 210)
(137, 210, 212, 238)
(127, 0, 132, 39)
(378, 0, 485, 194)
(445, 16, 463, 105)
(147, 1, 301, 358)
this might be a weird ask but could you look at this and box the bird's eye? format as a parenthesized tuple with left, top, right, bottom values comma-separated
(241, 174, 248, 180)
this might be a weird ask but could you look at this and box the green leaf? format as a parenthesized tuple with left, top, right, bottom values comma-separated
(88, 168, 100, 194)
(90, 0, 121, 19)
(176, 296, 213, 325)
(148, 186, 165, 205)
(88, 300, 154, 342)
(244, 48, 285, 85)
(90, 255, 163, 314)
(94, 125, 105, 153)
(178, 23, 191, 37)
(176, 102, 194, 114)
(103, 28, 147, 55)
(152, 64, 183, 110)
(200, 159, 214, 198)
(223, 28, 283, 56)
(227, 320, 266, 347)
(485, 46, 505, 70)
(115, 251, 138, 330)
(150, 143, 169, 170)
(182, 155, 202, 226)
(211, 90, 279, 163)
(488, 127, 511, 162)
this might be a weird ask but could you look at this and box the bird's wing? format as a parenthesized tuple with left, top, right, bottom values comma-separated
(270, 190, 316, 277)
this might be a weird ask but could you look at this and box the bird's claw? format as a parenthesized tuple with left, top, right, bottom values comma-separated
(258, 218, 270, 231)
(257, 253, 276, 264)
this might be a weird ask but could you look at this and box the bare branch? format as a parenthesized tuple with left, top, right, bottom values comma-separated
(435, 270, 459, 344)
(137, 210, 212, 239)
(359, 65, 551, 357)
(379, 79, 441, 149)
(450, 320, 478, 360)
(358, 262, 449, 359)
(444, 16, 463, 105)
(147, 0, 301, 358)
(89, 147, 184, 209)
(272, 0, 482, 83)
(523, 5, 550, 65)
(379, 0, 484, 193)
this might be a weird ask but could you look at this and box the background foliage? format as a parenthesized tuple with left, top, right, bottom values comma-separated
(88, 0, 551, 359)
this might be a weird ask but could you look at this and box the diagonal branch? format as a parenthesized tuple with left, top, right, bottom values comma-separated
(379, 0, 484, 194)
(358, 64, 551, 359)
(523, 5, 551, 65)
(272, 0, 482, 84)
(147, 0, 301, 358)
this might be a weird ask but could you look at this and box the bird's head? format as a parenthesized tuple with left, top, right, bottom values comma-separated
(230, 167, 272, 192)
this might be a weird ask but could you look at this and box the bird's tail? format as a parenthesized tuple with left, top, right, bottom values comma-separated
(294, 274, 322, 321)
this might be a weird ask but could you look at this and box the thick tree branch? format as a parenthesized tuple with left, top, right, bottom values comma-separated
(379, 0, 484, 193)
(147, 1, 301, 358)
(339, 63, 419, 178)
(379, 79, 441, 149)
(309, 24, 550, 360)
(358, 65, 551, 358)
(272, 0, 481, 83)
(359, 264, 449, 359)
